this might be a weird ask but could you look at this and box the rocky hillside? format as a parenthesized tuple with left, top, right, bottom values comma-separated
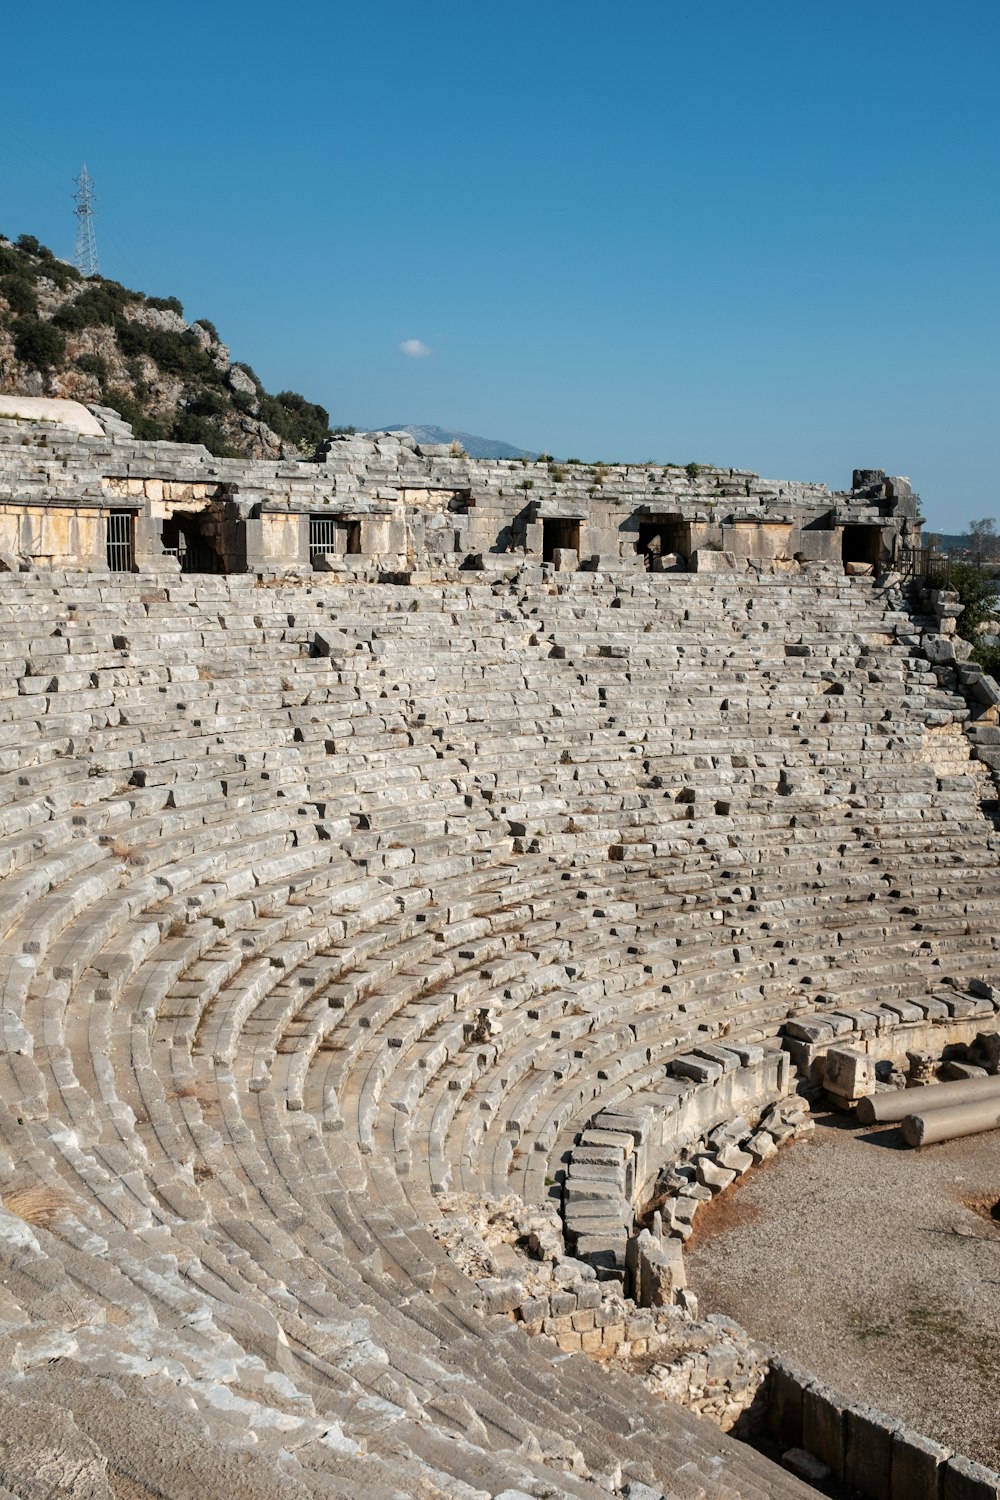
(0, 233, 335, 459)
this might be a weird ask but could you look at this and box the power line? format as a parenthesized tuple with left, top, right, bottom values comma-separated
(73, 163, 99, 277)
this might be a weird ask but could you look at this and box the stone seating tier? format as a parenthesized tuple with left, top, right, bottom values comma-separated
(0, 568, 996, 1499)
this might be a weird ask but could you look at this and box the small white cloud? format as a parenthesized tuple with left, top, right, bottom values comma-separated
(399, 338, 432, 358)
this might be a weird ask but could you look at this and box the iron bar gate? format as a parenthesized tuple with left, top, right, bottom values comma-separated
(106, 511, 134, 572)
(310, 515, 339, 560)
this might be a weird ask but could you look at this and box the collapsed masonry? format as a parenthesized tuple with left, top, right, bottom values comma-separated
(0, 397, 922, 577)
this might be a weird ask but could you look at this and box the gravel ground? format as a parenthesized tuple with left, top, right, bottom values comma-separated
(684, 1112, 1000, 1471)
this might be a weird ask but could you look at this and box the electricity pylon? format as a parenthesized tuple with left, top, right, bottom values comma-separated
(73, 164, 99, 278)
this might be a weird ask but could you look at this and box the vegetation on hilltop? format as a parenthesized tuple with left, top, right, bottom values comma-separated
(929, 518, 1000, 678)
(0, 233, 333, 459)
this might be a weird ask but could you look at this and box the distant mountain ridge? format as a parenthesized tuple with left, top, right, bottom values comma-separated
(368, 424, 537, 460)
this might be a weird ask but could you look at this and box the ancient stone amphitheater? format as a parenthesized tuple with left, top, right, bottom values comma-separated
(0, 402, 997, 1499)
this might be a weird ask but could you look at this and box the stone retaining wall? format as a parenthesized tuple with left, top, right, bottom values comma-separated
(767, 1357, 1000, 1500)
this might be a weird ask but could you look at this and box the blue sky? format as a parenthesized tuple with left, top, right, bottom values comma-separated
(2, 0, 997, 531)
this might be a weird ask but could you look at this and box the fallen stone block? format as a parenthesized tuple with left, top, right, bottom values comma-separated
(696, 1158, 736, 1194)
(783, 1447, 831, 1484)
(823, 1044, 876, 1104)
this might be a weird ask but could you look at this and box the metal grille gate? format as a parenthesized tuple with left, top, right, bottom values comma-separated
(106, 511, 133, 572)
(163, 537, 223, 574)
(310, 515, 339, 560)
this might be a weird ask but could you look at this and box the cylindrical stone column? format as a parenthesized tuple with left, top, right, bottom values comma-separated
(856, 1075, 1000, 1126)
(901, 1098, 1000, 1148)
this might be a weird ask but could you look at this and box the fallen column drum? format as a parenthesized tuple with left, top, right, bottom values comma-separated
(856, 1074, 1000, 1126)
(901, 1097, 1000, 1148)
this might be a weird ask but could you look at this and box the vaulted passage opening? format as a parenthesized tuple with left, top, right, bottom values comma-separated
(542, 517, 580, 562)
(162, 511, 224, 573)
(842, 525, 882, 570)
(637, 520, 687, 563)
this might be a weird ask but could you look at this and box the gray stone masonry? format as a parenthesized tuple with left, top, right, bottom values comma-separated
(0, 405, 921, 575)
(0, 552, 994, 1498)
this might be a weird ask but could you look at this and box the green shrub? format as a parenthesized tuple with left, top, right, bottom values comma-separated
(685, 461, 703, 480)
(0, 275, 37, 315)
(53, 282, 133, 331)
(74, 353, 108, 382)
(184, 386, 226, 418)
(104, 388, 166, 441)
(147, 295, 184, 316)
(193, 318, 220, 342)
(257, 389, 331, 450)
(930, 560, 997, 640)
(113, 319, 149, 359)
(171, 412, 219, 447)
(972, 641, 1000, 677)
(101, 279, 142, 303)
(36, 259, 81, 290)
(11, 315, 66, 369)
(116, 321, 223, 384)
(0, 239, 79, 287)
(928, 559, 1000, 680)
(170, 411, 239, 457)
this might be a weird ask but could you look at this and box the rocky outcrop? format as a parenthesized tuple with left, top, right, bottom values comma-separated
(0, 234, 329, 459)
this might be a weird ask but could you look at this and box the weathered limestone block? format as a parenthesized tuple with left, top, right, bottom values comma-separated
(974, 1031, 1000, 1074)
(942, 1454, 1000, 1500)
(845, 1402, 903, 1500)
(716, 1144, 753, 1174)
(625, 1228, 687, 1308)
(907, 1051, 937, 1085)
(924, 634, 973, 666)
(802, 1377, 847, 1474)
(696, 1157, 736, 1193)
(783, 1448, 831, 1484)
(823, 1045, 876, 1106)
(691, 549, 740, 573)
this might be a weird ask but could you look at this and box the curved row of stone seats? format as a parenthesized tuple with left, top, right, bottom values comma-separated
(0, 972, 815, 1488)
(0, 1044, 815, 1488)
(561, 978, 1000, 1268)
(245, 840, 971, 1212)
(0, 568, 996, 1496)
(5, 582, 773, 1488)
